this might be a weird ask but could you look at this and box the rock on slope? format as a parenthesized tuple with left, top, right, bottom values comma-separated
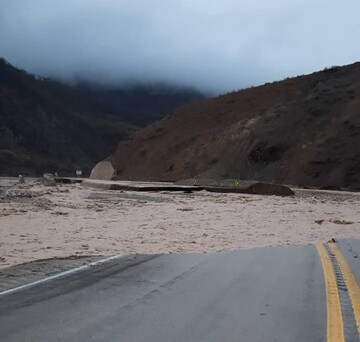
(109, 63, 360, 189)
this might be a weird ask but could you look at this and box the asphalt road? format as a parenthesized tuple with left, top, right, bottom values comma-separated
(0, 240, 358, 342)
(337, 239, 360, 284)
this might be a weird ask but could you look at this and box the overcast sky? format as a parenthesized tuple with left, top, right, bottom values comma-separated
(0, 0, 359, 93)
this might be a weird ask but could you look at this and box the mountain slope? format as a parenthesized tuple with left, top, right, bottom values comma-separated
(0, 58, 203, 176)
(0, 58, 137, 176)
(110, 63, 360, 189)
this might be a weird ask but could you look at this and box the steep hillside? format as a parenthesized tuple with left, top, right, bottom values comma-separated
(110, 63, 360, 189)
(0, 58, 203, 176)
(0, 58, 137, 176)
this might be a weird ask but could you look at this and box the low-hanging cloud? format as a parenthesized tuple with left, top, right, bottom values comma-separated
(1, 0, 359, 93)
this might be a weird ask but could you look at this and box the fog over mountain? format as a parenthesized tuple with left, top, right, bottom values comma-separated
(0, 0, 359, 93)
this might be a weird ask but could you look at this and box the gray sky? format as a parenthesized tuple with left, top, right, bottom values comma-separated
(0, 0, 359, 93)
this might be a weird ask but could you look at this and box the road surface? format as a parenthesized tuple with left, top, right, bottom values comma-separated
(0, 240, 358, 342)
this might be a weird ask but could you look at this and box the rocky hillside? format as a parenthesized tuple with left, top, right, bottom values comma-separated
(0, 58, 203, 176)
(110, 63, 360, 190)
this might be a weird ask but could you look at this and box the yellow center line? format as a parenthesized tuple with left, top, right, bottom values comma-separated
(328, 242, 360, 335)
(317, 244, 345, 342)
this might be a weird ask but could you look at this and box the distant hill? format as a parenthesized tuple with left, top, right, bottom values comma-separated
(109, 62, 360, 190)
(0, 58, 203, 176)
(73, 82, 205, 127)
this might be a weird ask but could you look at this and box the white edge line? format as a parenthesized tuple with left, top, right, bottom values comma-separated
(0, 255, 122, 297)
